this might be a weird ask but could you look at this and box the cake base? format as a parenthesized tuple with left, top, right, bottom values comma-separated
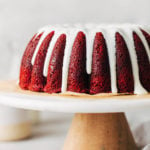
(1, 80, 150, 99)
(63, 113, 138, 150)
(0, 80, 150, 113)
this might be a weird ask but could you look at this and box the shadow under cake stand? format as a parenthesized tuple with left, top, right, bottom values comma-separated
(1, 81, 150, 150)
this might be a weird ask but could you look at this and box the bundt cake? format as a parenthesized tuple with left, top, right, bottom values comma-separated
(19, 24, 150, 95)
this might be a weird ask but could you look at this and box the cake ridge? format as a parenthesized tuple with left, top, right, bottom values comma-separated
(116, 28, 147, 94)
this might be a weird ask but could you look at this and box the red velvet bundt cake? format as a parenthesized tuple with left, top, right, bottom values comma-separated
(19, 24, 150, 95)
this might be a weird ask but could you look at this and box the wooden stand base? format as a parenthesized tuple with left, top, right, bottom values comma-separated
(63, 113, 138, 150)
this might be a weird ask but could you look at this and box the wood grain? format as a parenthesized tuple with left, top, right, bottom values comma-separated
(63, 113, 138, 150)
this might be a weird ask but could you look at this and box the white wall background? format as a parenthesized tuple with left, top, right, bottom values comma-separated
(0, 0, 150, 79)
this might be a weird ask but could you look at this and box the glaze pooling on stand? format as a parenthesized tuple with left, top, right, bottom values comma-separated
(29, 24, 150, 94)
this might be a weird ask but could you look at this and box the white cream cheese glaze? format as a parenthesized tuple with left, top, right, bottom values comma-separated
(31, 24, 150, 94)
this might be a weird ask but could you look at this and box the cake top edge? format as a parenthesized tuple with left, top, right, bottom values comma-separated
(38, 23, 150, 28)
(37, 23, 150, 34)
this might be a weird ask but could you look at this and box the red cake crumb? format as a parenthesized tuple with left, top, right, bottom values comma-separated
(28, 31, 54, 92)
(19, 33, 43, 89)
(67, 32, 89, 93)
(116, 32, 134, 93)
(133, 32, 150, 92)
(44, 34, 66, 93)
(90, 32, 111, 94)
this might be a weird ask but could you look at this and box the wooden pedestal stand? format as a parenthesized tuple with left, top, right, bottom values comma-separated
(63, 113, 138, 150)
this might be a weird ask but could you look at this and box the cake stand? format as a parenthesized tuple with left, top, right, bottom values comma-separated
(1, 81, 150, 150)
